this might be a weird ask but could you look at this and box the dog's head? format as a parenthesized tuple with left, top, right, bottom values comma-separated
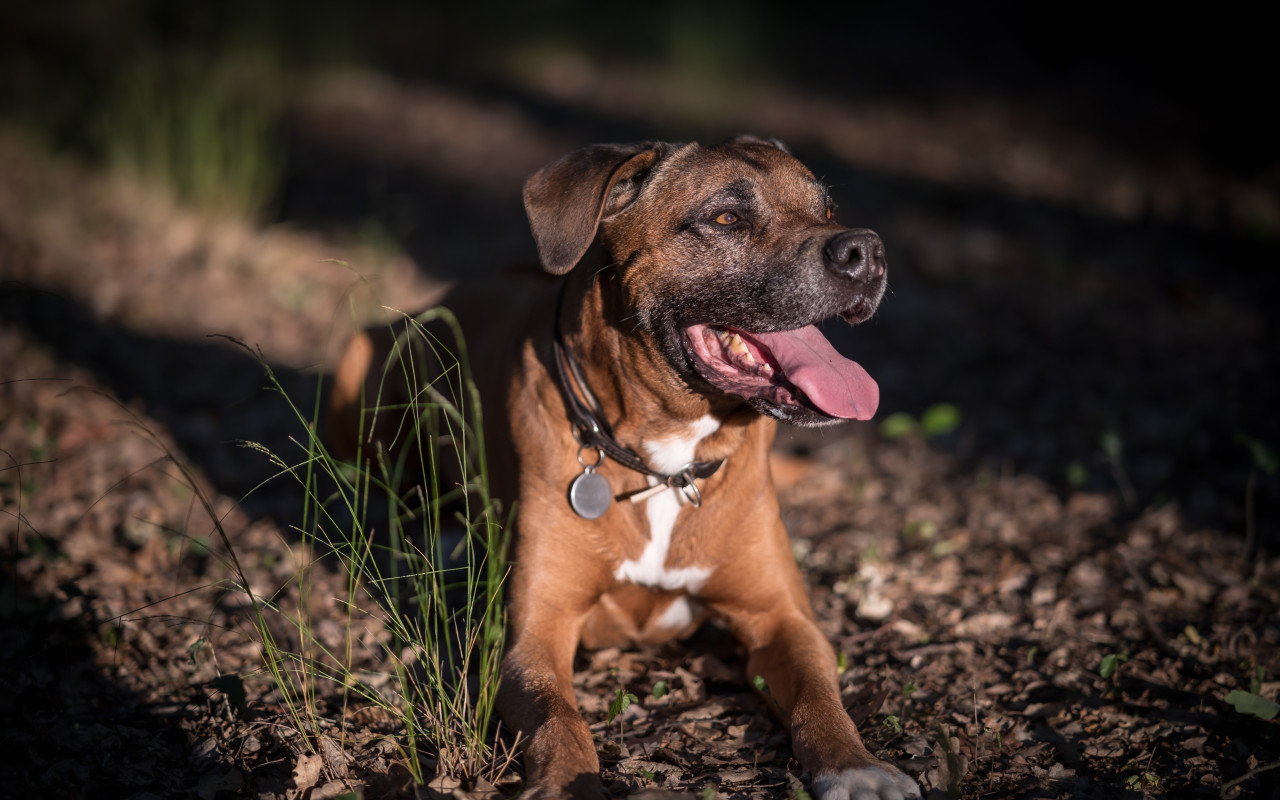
(524, 137, 885, 427)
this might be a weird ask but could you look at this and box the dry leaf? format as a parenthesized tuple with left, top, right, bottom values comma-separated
(292, 752, 324, 792)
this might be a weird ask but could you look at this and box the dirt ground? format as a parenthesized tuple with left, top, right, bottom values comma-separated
(2, 17, 1280, 800)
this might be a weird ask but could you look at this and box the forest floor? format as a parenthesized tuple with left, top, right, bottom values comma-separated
(2, 55, 1279, 800)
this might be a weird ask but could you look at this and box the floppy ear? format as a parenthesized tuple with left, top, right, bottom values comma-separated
(523, 142, 669, 275)
(725, 134, 791, 154)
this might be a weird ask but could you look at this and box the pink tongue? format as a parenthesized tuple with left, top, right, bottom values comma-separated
(752, 326, 879, 419)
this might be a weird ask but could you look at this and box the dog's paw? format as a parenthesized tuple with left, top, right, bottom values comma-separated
(813, 766, 921, 800)
(519, 774, 609, 800)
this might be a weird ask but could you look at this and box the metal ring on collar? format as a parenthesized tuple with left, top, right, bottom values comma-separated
(678, 477, 703, 507)
(571, 420, 601, 447)
(577, 443, 605, 469)
(669, 467, 703, 507)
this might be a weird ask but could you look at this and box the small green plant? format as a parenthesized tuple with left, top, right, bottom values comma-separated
(651, 680, 669, 699)
(1239, 435, 1279, 475)
(879, 403, 962, 440)
(1224, 690, 1280, 721)
(752, 674, 785, 717)
(902, 680, 917, 698)
(607, 687, 638, 723)
(607, 687, 640, 747)
(187, 636, 211, 665)
(700, 784, 717, 800)
(879, 412, 916, 440)
(930, 536, 964, 559)
(100, 622, 124, 648)
(920, 404, 962, 437)
(1099, 652, 1128, 680)
(902, 519, 938, 541)
(1065, 460, 1090, 489)
(882, 715, 903, 733)
(1099, 430, 1137, 509)
(187, 535, 212, 558)
(983, 724, 1003, 749)
(861, 541, 883, 564)
(1125, 772, 1160, 791)
(1244, 660, 1265, 695)
(1238, 434, 1277, 562)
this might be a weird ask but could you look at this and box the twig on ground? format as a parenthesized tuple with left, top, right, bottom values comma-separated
(841, 622, 897, 645)
(896, 643, 959, 660)
(1220, 757, 1280, 798)
(1116, 546, 1172, 654)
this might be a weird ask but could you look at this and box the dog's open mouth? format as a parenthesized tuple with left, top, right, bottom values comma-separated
(683, 323, 879, 420)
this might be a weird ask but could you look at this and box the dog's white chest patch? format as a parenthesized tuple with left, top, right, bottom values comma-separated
(613, 416, 719, 592)
(641, 414, 720, 474)
(655, 595, 696, 630)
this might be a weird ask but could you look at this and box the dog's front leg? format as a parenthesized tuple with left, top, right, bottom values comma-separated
(721, 599, 921, 800)
(498, 583, 604, 799)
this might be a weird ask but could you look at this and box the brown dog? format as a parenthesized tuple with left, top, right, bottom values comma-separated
(331, 138, 920, 800)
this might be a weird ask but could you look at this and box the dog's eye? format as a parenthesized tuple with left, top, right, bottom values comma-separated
(715, 211, 739, 225)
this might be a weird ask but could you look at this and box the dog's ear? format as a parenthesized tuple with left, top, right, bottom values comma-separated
(523, 142, 668, 275)
(724, 134, 791, 154)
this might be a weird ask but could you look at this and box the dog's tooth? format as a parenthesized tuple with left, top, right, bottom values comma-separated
(727, 334, 757, 364)
(760, 363, 774, 376)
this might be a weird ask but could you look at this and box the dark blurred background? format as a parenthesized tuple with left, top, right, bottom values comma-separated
(2, 0, 1277, 542)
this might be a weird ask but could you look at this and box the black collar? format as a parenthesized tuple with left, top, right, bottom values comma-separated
(551, 278, 723, 496)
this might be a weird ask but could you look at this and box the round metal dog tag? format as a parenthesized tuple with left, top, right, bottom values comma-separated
(569, 469, 612, 519)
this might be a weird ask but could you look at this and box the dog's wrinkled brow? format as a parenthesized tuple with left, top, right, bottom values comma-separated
(708, 178, 758, 210)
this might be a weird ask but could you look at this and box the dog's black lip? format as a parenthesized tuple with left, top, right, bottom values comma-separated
(674, 306, 862, 339)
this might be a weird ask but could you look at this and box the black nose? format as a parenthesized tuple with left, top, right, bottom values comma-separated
(823, 229, 886, 281)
